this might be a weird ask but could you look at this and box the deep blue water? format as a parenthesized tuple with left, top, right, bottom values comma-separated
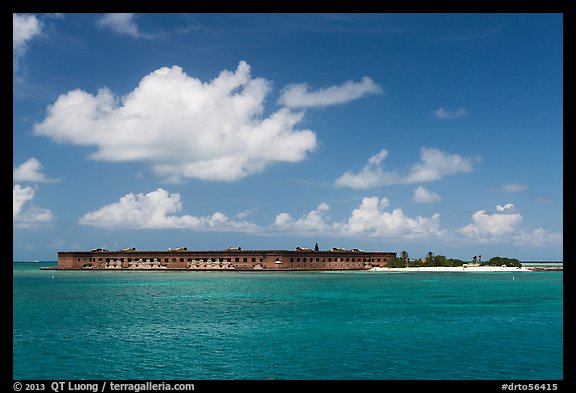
(13, 263, 563, 380)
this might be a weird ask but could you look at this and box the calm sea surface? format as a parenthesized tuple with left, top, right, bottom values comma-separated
(13, 263, 563, 380)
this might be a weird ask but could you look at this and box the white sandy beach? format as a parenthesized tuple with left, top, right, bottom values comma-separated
(370, 266, 533, 272)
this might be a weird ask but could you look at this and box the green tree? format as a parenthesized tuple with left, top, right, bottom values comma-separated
(483, 256, 522, 267)
(388, 258, 406, 268)
(434, 255, 448, 267)
(447, 258, 464, 267)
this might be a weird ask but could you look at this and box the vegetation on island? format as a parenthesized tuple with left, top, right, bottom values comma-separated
(307, 243, 523, 268)
(387, 251, 521, 268)
(481, 256, 522, 268)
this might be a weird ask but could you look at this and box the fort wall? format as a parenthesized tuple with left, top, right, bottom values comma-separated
(57, 248, 397, 271)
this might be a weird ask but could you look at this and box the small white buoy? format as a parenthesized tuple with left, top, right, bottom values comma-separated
(513, 276, 515, 280)
(51, 275, 54, 279)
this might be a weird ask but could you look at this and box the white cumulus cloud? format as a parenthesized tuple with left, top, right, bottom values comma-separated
(13, 184, 34, 218)
(459, 203, 522, 240)
(272, 197, 445, 240)
(278, 76, 382, 108)
(334, 147, 476, 189)
(272, 202, 331, 233)
(335, 197, 444, 239)
(270, 198, 560, 248)
(412, 186, 442, 203)
(13, 184, 54, 228)
(13, 158, 59, 183)
(13, 13, 41, 68)
(34, 61, 318, 183)
(432, 106, 468, 119)
(458, 203, 562, 247)
(79, 188, 259, 231)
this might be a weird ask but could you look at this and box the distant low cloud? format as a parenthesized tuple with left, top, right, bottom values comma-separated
(459, 203, 521, 239)
(271, 198, 561, 247)
(13, 158, 59, 183)
(34, 61, 318, 183)
(79, 188, 259, 231)
(457, 203, 562, 246)
(500, 183, 527, 193)
(278, 76, 382, 108)
(530, 192, 554, 204)
(432, 26, 501, 43)
(432, 106, 468, 119)
(97, 13, 153, 39)
(13, 13, 42, 69)
(512, 228, 563, 247)
(272, 197, 445, 240)
(335, 197, 445, 239)
(412, 186, 442, 203)
(273, 202, 331, 233)
(13, 184, 54, 228)
(334, 147, 476, 189)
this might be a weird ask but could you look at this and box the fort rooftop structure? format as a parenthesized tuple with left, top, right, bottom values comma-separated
(57, 247, 397, 271)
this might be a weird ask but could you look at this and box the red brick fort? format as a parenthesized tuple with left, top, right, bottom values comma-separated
(57, 246, 396, 271)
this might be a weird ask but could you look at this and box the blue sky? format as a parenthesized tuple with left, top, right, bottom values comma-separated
(13, 13, 563, 261)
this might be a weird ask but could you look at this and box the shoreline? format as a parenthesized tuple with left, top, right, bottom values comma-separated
(39, 265, 562, 272)
(370, 266, 561, 272)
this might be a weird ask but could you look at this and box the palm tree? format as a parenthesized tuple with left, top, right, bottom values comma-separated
(401, 250, 409, 267)
(473, 255, 478, 265)
(427, 251, 433, 263)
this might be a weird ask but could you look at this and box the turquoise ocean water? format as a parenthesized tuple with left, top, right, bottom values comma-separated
(13, 263, 563, 380)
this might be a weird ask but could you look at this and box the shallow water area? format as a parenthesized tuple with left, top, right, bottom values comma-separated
(13, 262, 563, 380)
